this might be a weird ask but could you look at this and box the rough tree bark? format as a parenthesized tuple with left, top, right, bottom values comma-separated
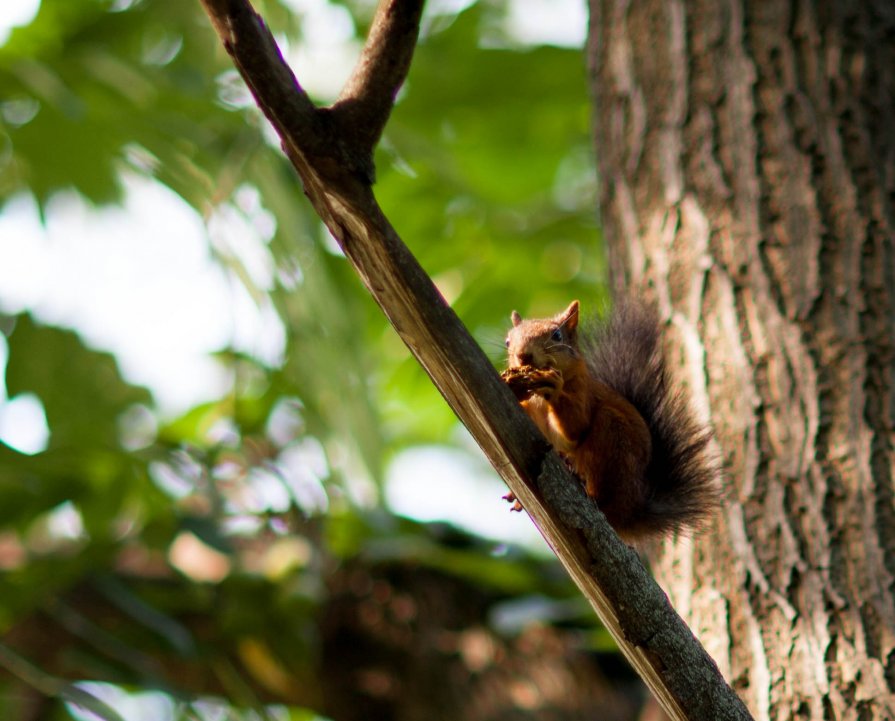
(588, 1, 895, 719)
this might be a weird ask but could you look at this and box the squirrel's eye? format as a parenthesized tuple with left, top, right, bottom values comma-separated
(505, 338, 510, 348)
(551, 328, 563, 342)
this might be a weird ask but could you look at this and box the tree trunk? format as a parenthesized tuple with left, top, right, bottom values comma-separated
(587, 1, 895, 719)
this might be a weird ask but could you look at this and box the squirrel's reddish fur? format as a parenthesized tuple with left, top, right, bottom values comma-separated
(502, 299, 719, 541)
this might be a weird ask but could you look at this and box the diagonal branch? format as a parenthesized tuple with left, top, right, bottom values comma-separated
(196, 1, 753, 719)
(201, 0, 319, 147)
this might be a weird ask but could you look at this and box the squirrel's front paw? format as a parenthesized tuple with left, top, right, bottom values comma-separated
(501, 365, 561, 401)
(501, 366, 537, 400)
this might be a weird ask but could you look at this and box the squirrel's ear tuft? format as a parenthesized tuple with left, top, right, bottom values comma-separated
(560, 300, 580, 330)
(511, 310, 522, 327)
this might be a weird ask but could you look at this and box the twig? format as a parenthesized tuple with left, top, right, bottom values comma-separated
(195, 1, 753, 718)
(0, 644, 127, 721)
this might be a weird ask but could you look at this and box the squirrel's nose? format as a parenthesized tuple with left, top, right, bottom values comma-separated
(517, 353, 534, 366)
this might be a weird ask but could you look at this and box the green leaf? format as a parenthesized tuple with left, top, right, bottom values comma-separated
(4, 315, 150, 450)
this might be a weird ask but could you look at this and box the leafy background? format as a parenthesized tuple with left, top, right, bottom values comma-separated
(0, 0, 626, 719)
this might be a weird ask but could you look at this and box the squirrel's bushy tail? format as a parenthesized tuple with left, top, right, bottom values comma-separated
(582, 300, 720, 537)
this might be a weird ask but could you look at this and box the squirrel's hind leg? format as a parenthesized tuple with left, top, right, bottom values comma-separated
(502, 492, 524, 512)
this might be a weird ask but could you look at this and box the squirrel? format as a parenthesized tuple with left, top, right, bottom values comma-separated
(500, 299, 719, 541)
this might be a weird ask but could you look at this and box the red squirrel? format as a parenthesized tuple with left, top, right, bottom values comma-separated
(501, 299, 719, 541)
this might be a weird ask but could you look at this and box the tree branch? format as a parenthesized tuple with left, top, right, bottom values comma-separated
(195, 1, 753, 719)
(334, 0, 425, 158)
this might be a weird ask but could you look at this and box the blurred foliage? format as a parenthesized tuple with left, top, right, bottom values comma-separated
(0, 0, 614, 719)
